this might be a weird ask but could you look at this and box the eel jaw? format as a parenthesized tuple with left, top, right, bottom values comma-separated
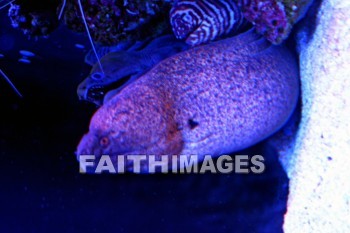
(79, 73, 138, 106)
(86, 85, 105, 106)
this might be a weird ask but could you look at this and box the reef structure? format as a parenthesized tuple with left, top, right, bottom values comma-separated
(237, 0, 314, 44)
(8, 0, 61, 37)
(62, 0, 173, 45)
(6, 0, 173, 44)
(6, 0, 313, 45)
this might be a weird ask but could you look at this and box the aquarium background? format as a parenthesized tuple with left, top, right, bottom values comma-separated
(0, 8, 288, 233)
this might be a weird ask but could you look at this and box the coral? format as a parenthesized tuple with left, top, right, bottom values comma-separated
(63, 0, 173, 45)
(8, 0, 61, 37)
(238, 0, 313, 44)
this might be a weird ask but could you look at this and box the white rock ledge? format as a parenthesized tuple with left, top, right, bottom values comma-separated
(283, 0, 350, 232)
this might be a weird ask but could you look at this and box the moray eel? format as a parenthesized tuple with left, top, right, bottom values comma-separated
(76, 29, 299, 173)
(77, 35, 189, 106)
(170, 0, 244, 46)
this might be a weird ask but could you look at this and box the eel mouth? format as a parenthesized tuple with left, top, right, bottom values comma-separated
(86, 85, 107, 105)
(86, 74, 135, 105)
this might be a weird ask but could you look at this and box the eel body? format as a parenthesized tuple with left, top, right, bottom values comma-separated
(77, 29, 299, 172)
(170, 0, 244, 46)
(78, 35, 189, 106)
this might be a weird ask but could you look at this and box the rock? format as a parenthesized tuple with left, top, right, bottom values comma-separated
(281, 0, 350, 231)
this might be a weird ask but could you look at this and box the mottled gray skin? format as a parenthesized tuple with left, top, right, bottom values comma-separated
(77, 29, 299, 173)
(78, 35, 189, 106)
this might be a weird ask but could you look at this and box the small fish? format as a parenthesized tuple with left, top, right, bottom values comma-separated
(76, 29, 299, 173)
(78, 35, 189, 106)
(170, 0, 244, 46)
(75, 43, 85, 49)
(19, 50, 35, 57)
(18, 58, 31, 64)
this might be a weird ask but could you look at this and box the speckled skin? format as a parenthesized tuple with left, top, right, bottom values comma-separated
(77, 29, 299, 172)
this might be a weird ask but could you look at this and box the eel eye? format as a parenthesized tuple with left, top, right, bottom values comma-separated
(91, 72, 104, 80)
(100, 137, 109, 147)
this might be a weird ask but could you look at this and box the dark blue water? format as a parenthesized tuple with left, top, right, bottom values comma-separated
(0, 9, 288, 233)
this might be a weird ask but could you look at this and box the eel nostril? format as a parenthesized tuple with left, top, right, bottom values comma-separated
(91, 72, 104, 80)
